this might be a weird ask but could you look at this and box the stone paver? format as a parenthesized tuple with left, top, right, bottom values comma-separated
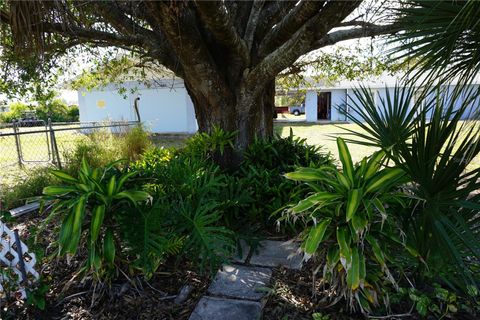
(189, 239, 304, 320)
(249, 240, 303, 270)
(207, 264, 271, 301)
(189, 296, 262, 320)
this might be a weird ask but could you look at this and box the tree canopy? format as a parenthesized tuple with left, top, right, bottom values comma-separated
(0, 0, 400, 164)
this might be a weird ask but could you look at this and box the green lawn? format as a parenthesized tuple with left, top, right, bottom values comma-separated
(275, 122, 480, 171)
(275, 122, 377, 164)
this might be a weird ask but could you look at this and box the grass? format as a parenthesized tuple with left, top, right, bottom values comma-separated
(275, 123, 377, 164)
(275, 122, 480, 171)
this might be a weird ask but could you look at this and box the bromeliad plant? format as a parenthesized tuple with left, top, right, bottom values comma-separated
(42, 158, 149, 279)
(284, 138, 407, 313)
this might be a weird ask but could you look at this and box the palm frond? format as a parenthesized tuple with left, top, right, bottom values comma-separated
(392, 0, 480, 88)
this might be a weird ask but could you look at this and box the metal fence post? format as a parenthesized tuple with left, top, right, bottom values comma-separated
(48, 119, 62, 169)
(12, 121, 23, 168)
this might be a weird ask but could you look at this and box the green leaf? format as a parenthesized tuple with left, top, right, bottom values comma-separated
(337, 137, 354, 183)
(59, 211, 75, 255)
(292, 192, 340, 213)
(90, 205, 105, 244)
(68, 195, 87, 254)
(305, 219, 331, 254)
(365, 168, 404, 194)
(113, 191, 149, 203)
(336, 171, 351, 189)
(346, 188, 362, 222)
(351, 211, 368, 234)
(116, 171, 137, 192)
(359, 251, 366, 280)
(366, 235, 386, 267)
(365, 150, 385, 179)
(372, 198, 386, 215)
(337, 226, 351, 266)
(107, 176, 116, 196)
(347, 247, 361, 290)
(80, 157, 91, 175)
(103, 228, 115, 265)
(43, 185, 77, 196)
(284, 168, 324, 181)
(327, 246, 340, 267)
(50, 170, 77, 183)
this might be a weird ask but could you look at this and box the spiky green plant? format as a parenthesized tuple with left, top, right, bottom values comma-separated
(42, 158, 149, 279)
(284, 138, 408, 313)
(344, 85, 480, 292)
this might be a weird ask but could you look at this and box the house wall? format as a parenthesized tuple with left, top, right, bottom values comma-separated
(304, 84, 479, 123)
(330, 89, 347, 121)
(77, 80, 198, 133)
(305, 90, 317, 122)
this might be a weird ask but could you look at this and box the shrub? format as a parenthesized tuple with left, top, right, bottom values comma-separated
(128, 153, 237, 273)
(119, 125, 152, 161)
(284, 138, 408, 313)
(36, 100, 79, 122)
(182, 125, 236, 168)
(238, 130, 333, 232)
(242, 129, 331, 171)
(1, 167, 57, 209)
(0, 102, 33, 123)
(63, 125, 151, 175)
(0, 100, 79, 123)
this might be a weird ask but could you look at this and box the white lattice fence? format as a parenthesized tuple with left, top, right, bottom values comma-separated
(0, 221, 39, 299)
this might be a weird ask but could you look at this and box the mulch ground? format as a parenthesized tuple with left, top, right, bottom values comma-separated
(263, 263, 358, 320)
(1, 213, 210, 320)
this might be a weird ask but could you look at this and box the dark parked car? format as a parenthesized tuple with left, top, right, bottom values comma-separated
(14, 111, 44, 127)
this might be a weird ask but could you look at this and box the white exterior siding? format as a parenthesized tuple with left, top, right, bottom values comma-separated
(330, 89, 347, 121)
(304, 84, 478, 123)
(77, 80, 197, 133)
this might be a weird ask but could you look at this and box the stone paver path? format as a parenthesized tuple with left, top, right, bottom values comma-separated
(189, 240, 303, 320)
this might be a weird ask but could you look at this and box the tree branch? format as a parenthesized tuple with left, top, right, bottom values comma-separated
(194, 1, 249, 63)
(258, 0, 325, 57)
(248, 1, 361, 88)
(144, 2, 233, 107)
(312, 23, 400, 49)
(337, 21, 378, 28)
(254, 1, 297, 44)
(243, 0, 264, 51)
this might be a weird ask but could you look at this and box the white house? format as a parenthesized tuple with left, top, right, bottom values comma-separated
(77, 78, 197, 133)
(301, 74, 480, 122)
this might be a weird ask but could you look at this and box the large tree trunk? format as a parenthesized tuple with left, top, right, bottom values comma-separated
(184, 77, 276, 167)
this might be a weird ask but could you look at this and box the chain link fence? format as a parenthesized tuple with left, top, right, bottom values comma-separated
(0, 120, 138, 186)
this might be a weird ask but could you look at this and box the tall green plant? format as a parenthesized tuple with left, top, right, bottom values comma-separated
(344, 85, 480, 291)
(284, 138, 407, 312)
(42, 159, 149, 279)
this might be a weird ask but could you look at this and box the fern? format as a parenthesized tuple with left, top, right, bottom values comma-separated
(118, 202, 183, 278)
(177, 199, 235, 273)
